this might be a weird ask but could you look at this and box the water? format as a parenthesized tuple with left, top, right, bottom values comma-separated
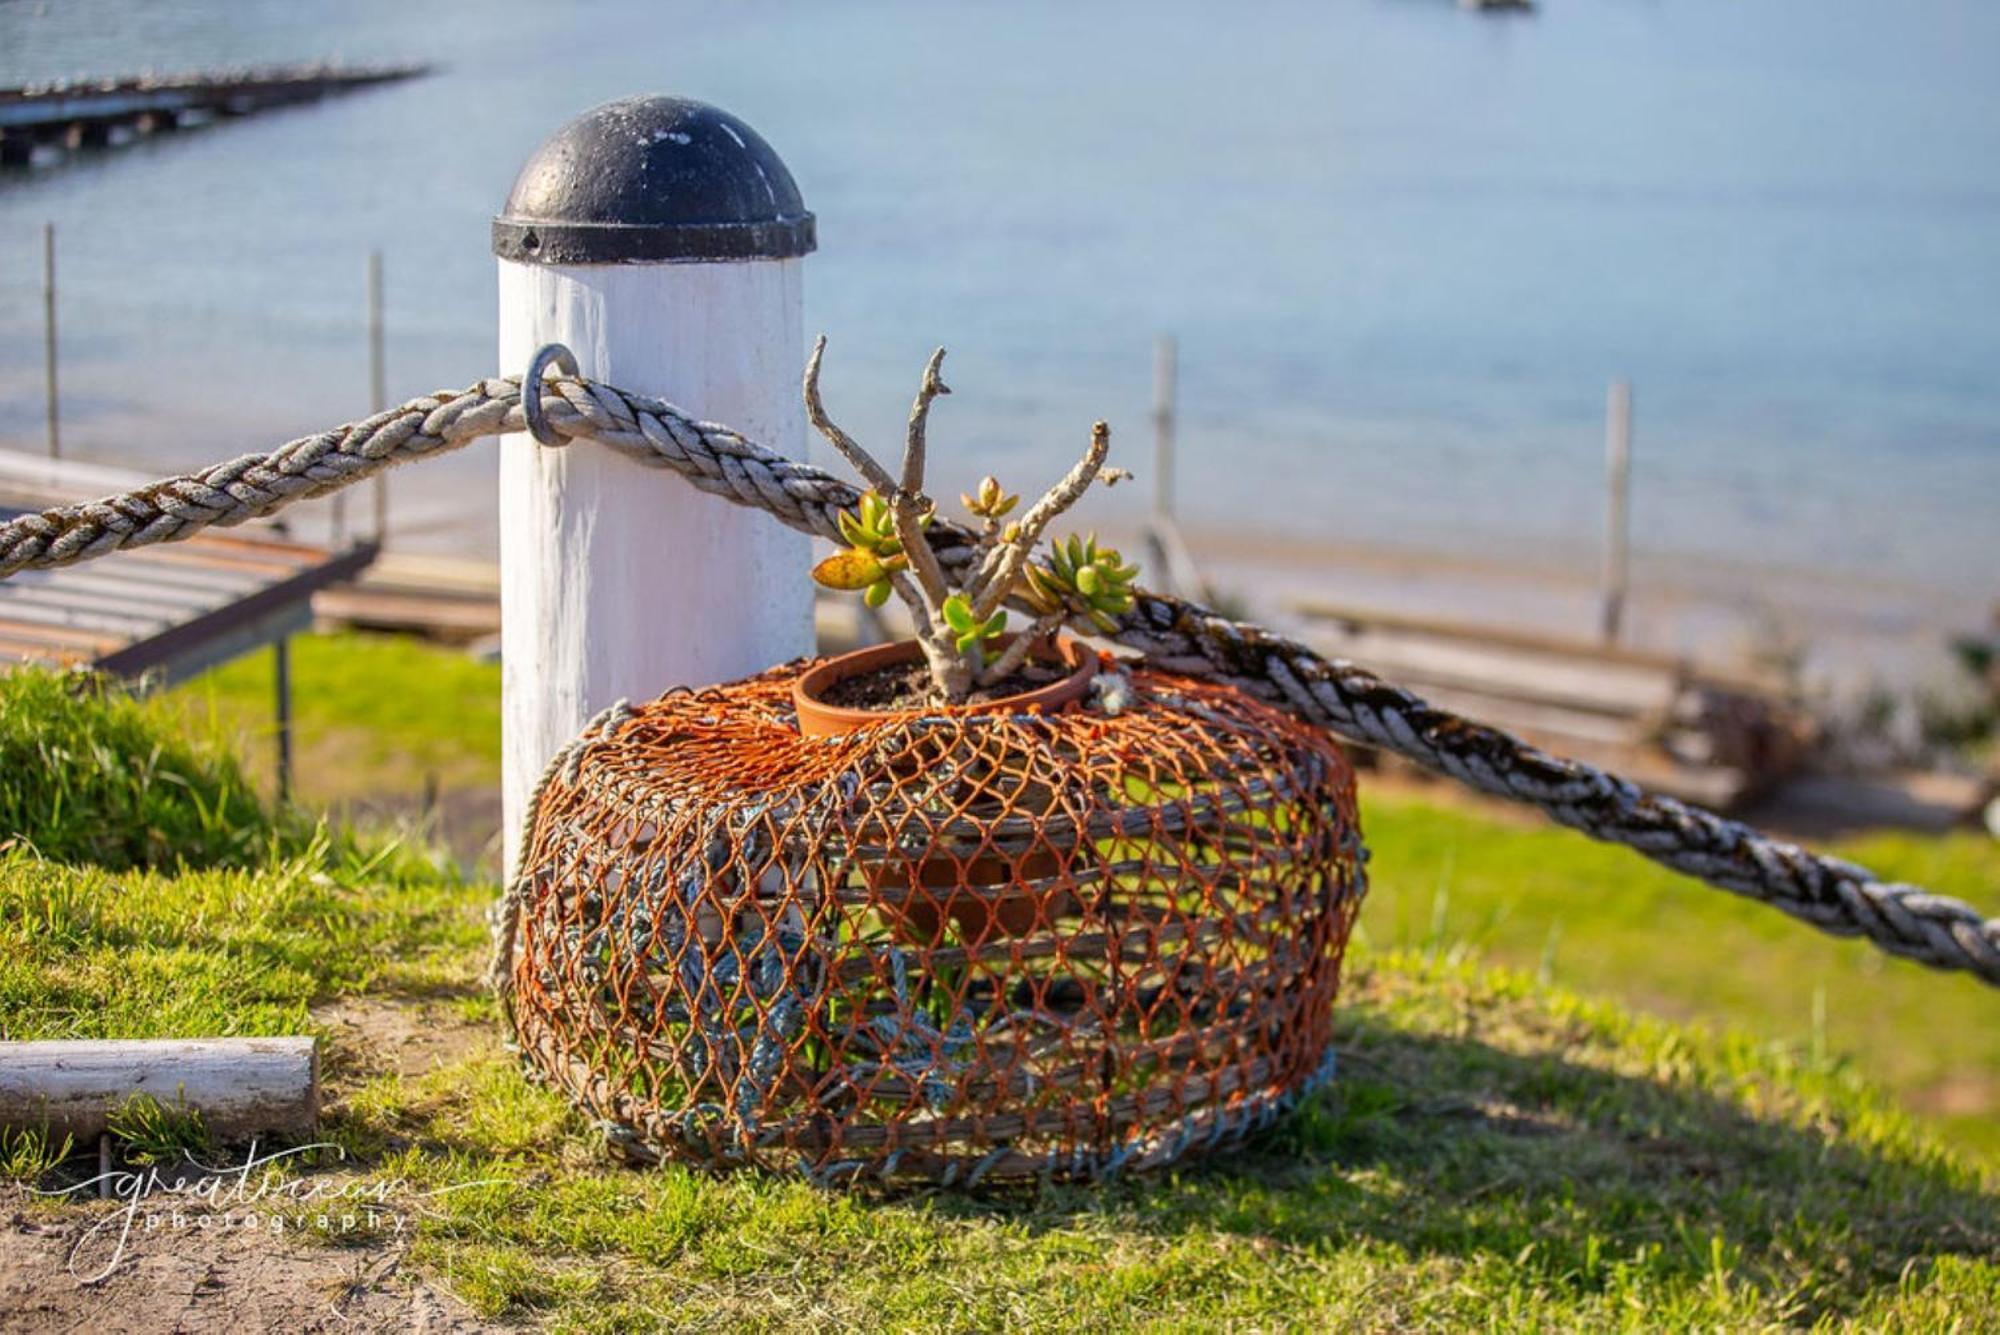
(1, 0, 1995, 629)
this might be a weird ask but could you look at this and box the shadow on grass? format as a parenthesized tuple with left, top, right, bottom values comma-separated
(935, 1000, 1999, 1321)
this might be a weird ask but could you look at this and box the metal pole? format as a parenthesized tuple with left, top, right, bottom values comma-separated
(1600, 378, 1632, 645)
(42, 222, 59, 460)
(1152, 333, 1177, 525)
(273, 635, 293, 805)
(368, 249, 387, 542)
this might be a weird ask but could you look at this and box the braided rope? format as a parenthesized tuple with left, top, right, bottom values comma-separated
(3, 373, 1993, 988)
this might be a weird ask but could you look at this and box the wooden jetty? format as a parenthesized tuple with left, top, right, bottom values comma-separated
(1292, 598, 1810, 809)
(0, 62, 428, 169)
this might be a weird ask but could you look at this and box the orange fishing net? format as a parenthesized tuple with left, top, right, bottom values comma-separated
(506, 653, 1365, 1185)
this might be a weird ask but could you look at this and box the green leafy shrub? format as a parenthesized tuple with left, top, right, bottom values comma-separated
(0, 669, 276, 870)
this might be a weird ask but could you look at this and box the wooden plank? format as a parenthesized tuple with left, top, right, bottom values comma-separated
(97, 543, 374, 682)
(312, 587, 500, 637)
(12, 557, 276, 599)
(0, 574, 234, 619)
(0, 1037, 318, 1141)
(0, 615, 120, 653)
(173, 529, 338, 566)
(355, 551, 500, 597)
(0, 594, 171, 636)
(1293, 596, 1788, 696)
(1302, 628, 1679, 718)
(0, 636, 73, 665)
(1295, 597, 1686, 671)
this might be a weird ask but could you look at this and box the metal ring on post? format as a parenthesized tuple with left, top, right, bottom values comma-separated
(522, 343, 580, 447)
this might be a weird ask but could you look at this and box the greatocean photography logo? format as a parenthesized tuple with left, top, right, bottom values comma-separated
(34, 1141, 510, 1284)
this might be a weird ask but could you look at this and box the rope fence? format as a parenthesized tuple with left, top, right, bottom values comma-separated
(1, 368, 1993, 989)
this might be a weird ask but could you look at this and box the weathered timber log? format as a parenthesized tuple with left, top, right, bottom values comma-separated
(0, 1037, 319, 1142)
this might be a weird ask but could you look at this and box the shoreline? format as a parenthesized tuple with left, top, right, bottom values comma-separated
(0, 422, 1980, 697)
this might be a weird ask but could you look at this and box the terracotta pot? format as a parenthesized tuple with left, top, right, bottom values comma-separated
(792, 635, 1098, 943)
(791, 634, 1097, 739)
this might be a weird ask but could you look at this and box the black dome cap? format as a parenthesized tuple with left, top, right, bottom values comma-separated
(493, 95, 815, 264)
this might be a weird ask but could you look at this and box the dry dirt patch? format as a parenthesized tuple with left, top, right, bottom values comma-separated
(0, 1200, 494, 1333)
(1, 996, 504, 1331)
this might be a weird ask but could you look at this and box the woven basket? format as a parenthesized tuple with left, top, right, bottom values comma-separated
(506, 653, 1366, 1185)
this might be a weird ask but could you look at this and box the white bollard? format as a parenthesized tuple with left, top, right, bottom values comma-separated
(494, 96, 818, 875)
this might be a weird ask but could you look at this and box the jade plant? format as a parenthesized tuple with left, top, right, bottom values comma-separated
(804, 337, 1138, 704)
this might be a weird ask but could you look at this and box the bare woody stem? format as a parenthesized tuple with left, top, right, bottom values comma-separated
(804, 336, 896, 495)
(805, 335, 976, 698)
(902, 348, 949, 495)
(805, 336, 949, 614)
(888, 349, 956, 613)
(890, 569, 972, 699)
(979, 611, 1066, 684)
(968, 420, 1110, 621)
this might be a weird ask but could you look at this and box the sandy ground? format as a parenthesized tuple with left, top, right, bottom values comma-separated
(0, 997, 497, 1333)
(0, 1212, 492, 1334)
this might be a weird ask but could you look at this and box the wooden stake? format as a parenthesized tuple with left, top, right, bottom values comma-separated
(42, 222, 58, 461)
(1600, 379, 1632, 645)
(1152, 333, 1176, 525)
(273, 635, 293, 804)
(368, 248, 387, 542)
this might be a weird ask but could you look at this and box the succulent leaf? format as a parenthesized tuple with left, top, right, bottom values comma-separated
(963, 475, 1021, 520)
(813, 549, 886, 591)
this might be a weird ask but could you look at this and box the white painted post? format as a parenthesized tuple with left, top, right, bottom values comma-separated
(494, 96, 817, 875)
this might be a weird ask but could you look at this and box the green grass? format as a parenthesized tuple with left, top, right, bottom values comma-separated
(102, 1092, 213, 1165)
(0, 831, 481, 1043)
(338, 950, 1998, 1331)
(0, 656, 482, 1040)
(1357, 785, 2000, 1164)
(0, 669, 275, 869)
(3, 646, 1997, 1329)
(167, 630, 502, 807)
(167, 633, 2000, 1166)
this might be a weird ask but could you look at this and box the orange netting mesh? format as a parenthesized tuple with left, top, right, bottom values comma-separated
(507, 655, 1366, 1186)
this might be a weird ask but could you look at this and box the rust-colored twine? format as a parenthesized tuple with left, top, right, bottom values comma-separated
(504, 657, 1364, 1185)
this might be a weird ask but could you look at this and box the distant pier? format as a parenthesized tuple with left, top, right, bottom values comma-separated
(0, 62, 429, 169)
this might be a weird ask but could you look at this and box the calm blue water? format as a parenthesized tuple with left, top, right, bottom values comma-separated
(1, 0, 1995, 602)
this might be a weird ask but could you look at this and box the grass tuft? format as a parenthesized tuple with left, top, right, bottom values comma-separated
(105, 1091, 212, 1165)
(0, 669, 277, 870)
(0, 1125, 73, 1185)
